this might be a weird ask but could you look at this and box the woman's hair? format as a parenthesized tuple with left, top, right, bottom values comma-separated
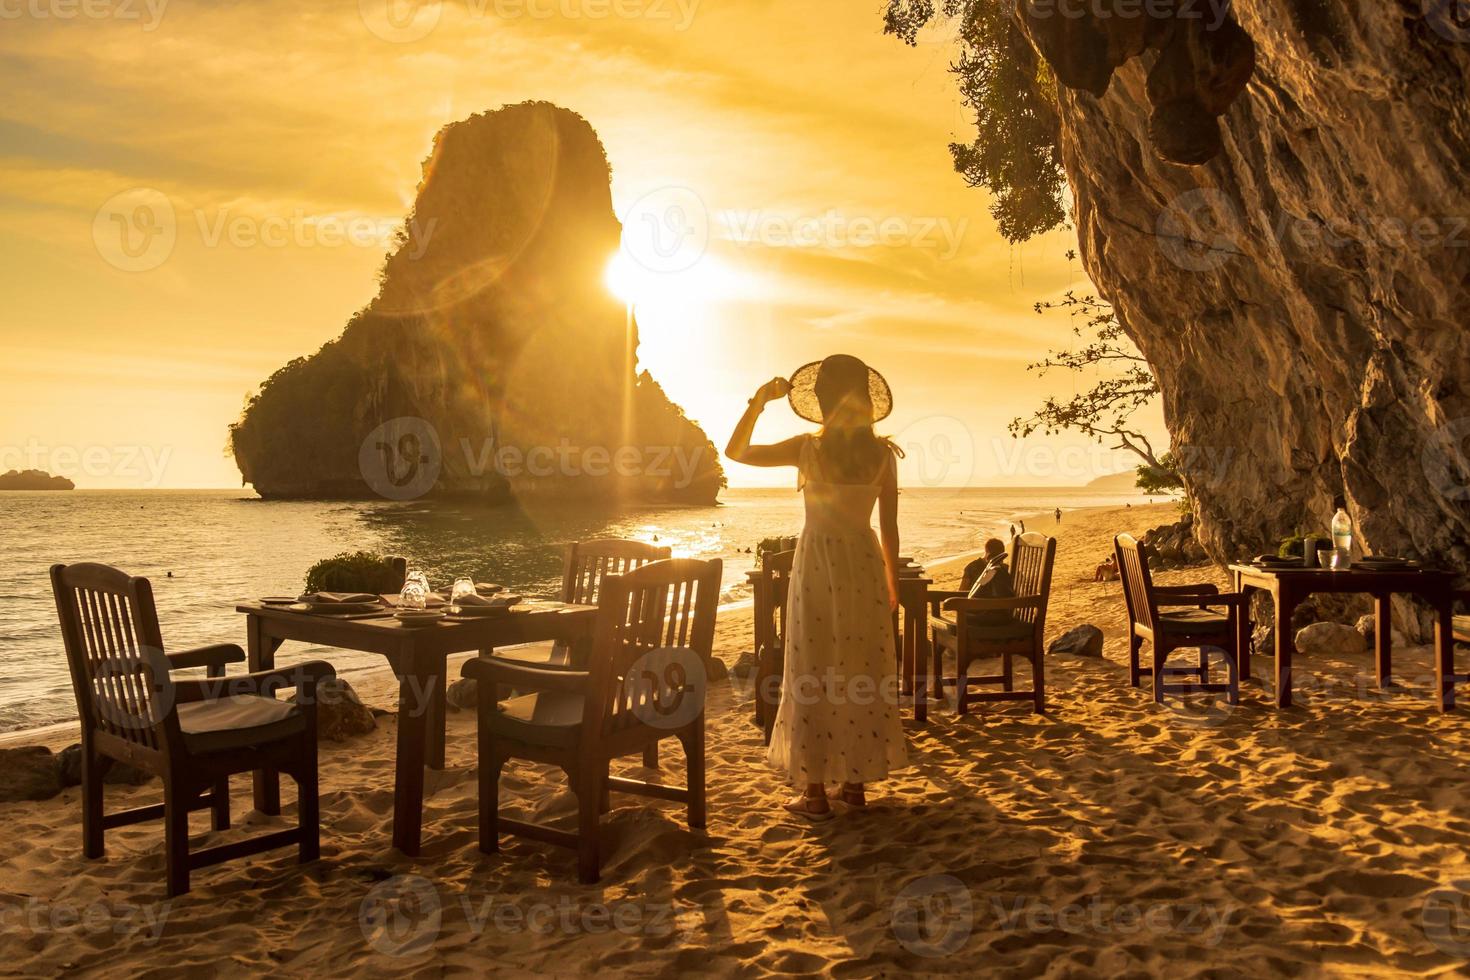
(814, 357, 898, 483)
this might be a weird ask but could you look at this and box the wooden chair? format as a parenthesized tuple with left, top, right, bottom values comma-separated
(1114, 534, 1243, 704)
(490, 538, 672, 672)
(50, 562, 333, 896)
(751, 549, 795, 745)
(924, 532, 1057, 715)
(462, 557, 719, 883)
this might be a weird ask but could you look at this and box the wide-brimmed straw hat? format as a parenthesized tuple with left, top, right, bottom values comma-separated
(787, 354, 892, 424)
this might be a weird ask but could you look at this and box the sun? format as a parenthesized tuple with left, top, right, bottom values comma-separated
(603, 250, 745, 308)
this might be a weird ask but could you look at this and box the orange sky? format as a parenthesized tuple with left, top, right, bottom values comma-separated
(0, 0, 1166, 490)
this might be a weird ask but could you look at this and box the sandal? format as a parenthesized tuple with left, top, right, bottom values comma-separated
(835, 783, 867, 807)
(783, 794, 834, 822)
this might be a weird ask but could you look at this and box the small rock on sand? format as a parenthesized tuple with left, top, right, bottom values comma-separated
(288, 677, 376, 742)
(1294, 621, 1367, 657)
(1049, 625, 1104, 657)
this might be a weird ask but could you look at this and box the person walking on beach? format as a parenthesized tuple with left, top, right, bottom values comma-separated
(1055, 507, 1062, 524)
(725, 354, 908, 820)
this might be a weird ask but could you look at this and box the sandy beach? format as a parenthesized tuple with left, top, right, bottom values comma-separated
(5, 502, 1470, 975)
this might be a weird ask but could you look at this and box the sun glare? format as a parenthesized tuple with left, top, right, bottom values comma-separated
(604, 250, 745, 309)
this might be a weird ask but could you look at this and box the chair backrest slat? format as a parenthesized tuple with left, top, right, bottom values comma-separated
(586, 558, 721, 737)
(1008, 532, 1057, 629)
(50, 563, 177, 756)
(562, 538, 673, 605)
(1114, 534, 1157, 632)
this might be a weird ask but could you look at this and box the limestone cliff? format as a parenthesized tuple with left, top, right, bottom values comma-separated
(1029, 2, 1470, 567)
(229, 102, 724, 504)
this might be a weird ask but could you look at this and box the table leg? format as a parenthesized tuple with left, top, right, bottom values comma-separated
(1374, 593, 1393, 689)
(246, 616, 283, 815)
(392, 654, 437, 856)
(1234, 574, 1252, 683)
(1435, 600, 1456, 713)
(427, 668, 447, 771)
(1274, 587, 1297, 708)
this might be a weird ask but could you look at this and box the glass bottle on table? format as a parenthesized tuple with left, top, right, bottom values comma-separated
(1330, 496, 1353, 570)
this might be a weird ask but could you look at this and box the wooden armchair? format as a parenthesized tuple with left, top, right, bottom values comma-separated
(490, 538, 672, 672)
(923, 532, 1057, 716)
(1114, 534, 1242, 704)
(751, 549, 795, 745)
(462, 557, 719, 883)
(50, 562, 332, 896)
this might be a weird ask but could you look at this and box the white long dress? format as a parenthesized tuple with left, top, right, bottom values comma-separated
(766, 436, 909, 784)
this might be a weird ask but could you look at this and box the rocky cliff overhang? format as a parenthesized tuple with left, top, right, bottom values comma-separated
(1028, 0, 1470, 568)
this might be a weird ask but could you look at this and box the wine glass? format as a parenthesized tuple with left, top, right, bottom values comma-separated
(401, 580, 428, 611)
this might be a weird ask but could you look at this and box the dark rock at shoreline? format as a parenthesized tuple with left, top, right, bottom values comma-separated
(0, 469, 74, 491)
(57, 744, 153, 787)
(0, 746, 64, 802)
(1141, 513, 1208, 567)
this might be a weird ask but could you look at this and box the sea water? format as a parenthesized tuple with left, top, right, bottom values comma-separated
(0, 486, 1143, 731)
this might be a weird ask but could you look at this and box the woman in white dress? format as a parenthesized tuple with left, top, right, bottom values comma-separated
(725, 354, 909, 820)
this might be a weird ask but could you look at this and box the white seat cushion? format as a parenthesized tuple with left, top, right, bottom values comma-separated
(177, 694, 304, 754)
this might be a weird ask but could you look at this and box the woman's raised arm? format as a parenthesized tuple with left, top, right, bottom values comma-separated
(725, 376, 804, 468)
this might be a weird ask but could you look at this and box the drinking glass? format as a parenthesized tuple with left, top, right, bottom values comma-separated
(452, 577, 476, 602)
(401, 581, 428, 611)
(404, 566, 430, 595)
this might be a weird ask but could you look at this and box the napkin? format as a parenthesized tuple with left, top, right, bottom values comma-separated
(454, 593, 494, 606)
(299, 592, 379, 604)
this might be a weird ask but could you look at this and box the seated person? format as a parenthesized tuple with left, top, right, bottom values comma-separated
(1094, 554, 1119, 582)
(958, 538, 1015, 626)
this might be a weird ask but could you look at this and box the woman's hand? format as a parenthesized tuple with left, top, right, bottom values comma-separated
(887, 574, 901, 613)
(753, 376, 792, 405)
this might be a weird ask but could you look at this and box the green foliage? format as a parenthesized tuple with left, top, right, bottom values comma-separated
(884, 0, 1067, 242)
(304, 551, 403, 595)
(1011, 286, 1163, 468)
(1136, 451, 1183, 495)
(1277, 532, 1329, 559)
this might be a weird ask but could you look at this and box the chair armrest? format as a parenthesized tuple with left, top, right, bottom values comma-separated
(462, 656, 591, 695)
(941, 596, 1043, 614)
(1156, 592, 1248, 609)
(926, 589, 968, 613)
(1153, 584, 1220, 596)
(173, 661, 336, 703)
(166, 643, 246, 674)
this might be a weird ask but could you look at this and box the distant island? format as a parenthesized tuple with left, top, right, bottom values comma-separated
(1086, 471, 1143, 492)
(0, 469, 74, 490)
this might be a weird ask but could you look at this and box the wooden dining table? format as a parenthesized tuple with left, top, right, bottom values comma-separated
(1229, 563, 1462, 711)
(235, 598, 596, 855)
